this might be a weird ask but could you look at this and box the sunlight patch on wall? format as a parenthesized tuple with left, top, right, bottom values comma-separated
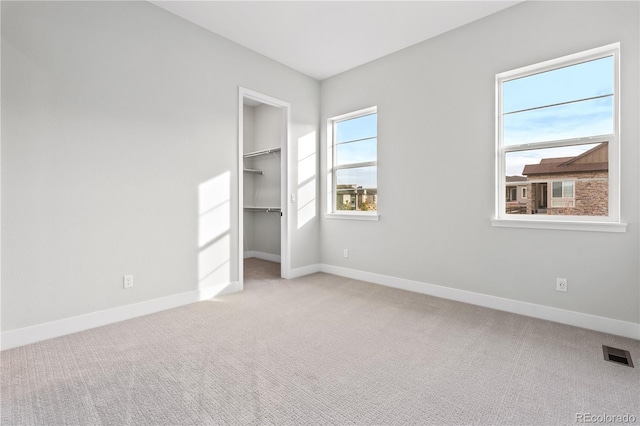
(298, 178, 316, 228)
(298, 132, 316, 184)
(197, 171, 232, 297)
(198, 171, 230, 248)
(298, 132, 317, 228)
(198, 234, 231, 289)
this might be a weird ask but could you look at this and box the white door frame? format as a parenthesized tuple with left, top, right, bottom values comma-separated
(238, 87, 291, 286)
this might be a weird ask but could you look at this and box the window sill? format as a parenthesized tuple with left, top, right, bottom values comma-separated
(325, 212, 380, 221)
(491, 218, 627, 233)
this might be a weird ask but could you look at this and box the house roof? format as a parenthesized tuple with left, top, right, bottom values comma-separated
(523, 162, 608, 175)
(506, 176, 527, 182)
(522, 143, 608, 176)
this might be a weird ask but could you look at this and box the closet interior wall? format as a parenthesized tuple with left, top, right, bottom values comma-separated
(243, 103, 282, 262)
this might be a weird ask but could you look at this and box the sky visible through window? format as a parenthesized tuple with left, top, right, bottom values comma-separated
(335, 113, 377, 188)
(503, 56, 613, 176)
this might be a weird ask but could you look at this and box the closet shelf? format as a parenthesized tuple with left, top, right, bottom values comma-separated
(243, 168, 263, 175)
(243, 147, 281, 158)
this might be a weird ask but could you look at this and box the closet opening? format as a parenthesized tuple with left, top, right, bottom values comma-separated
(238, 88, 290, 285)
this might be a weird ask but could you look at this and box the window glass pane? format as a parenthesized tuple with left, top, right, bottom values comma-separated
(503, 56, 613, 114)
(336, 113, 377, 143)
(504, 143, 608, 216)
(336, 138, 377, 166)
(336, 166, 377, 211)
(505, 143, 602, 177)
(503, 96, 612, 146)
(563, 181, 574, 197)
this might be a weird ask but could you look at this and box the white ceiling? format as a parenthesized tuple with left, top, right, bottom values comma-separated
(150, 1, 521, 81)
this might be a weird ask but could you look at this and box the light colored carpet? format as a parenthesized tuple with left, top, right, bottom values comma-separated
(2, 258, 638, 425)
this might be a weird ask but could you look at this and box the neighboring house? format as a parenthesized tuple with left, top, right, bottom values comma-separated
(506, 176, 528, 214)
(519, 143, 608, 216)
(336, 184, 378, 211)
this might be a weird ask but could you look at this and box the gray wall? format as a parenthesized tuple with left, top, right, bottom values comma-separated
(3, 0, 637, 335)
(1, 1, 320, 331)
(319, 1, 640, 324)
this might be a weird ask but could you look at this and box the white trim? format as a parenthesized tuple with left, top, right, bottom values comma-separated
(5, 265, 637, 350)
(502, 134, 612, 153)
(325, 212, 380, 221)
(287, 263, 322, 279)
(319, 264, 639, 340)
(1, 281, 241, 351)
(329, 106, 378, 215)
(238, 87, 291, 285)
(499, 43, 621, 81)
(491, 218, 627, 232)
(244, 251, 281, 263)
(330, 106, 377, 123)
(495, 43, 621, 225)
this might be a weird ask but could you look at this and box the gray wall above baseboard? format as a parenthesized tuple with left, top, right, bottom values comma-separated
(319, 1, 640, 325)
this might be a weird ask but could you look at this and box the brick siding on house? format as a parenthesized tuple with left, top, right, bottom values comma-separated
(526, 183, 536, 214)
(572, 179, 608, 216)
(528, 171, 608, 216)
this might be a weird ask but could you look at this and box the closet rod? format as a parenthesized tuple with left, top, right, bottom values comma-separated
(243, 147, 281, 158)
(244, 207, 282, 215)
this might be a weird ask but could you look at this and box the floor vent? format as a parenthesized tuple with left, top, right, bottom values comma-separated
(602, 345, 634, 367)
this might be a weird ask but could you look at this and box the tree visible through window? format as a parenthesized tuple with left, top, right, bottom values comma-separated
(496, 44, 619, 220)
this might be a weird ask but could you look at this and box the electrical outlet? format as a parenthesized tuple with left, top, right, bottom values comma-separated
(343, 249, 349, 258)
(556, 277, 567, 292)
(123, 275, 134, 289)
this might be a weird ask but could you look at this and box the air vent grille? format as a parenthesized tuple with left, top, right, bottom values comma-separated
(602, 345, 634, 368)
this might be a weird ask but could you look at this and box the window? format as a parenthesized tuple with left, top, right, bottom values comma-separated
(551, 181, 575, 207)
(328, 107, 378, 217)
(494, 43, 623, 231)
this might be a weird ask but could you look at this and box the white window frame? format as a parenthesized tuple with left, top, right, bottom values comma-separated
(492, 43, 626, 233)
(326, 106, 379, 221)
(521, 188, 527, 199)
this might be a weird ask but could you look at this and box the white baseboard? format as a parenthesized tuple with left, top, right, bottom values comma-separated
(4, 264, 637, 351)
(319, 264, 640, 340)
(287, 263, 321, 279)
(244, 251, 281, 263)
(1, 281, 241, 351)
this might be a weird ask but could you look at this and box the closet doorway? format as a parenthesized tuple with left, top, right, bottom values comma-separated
(238, 88, 290, 285)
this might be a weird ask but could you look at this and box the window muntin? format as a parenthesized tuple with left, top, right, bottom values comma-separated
(496, 44, 619, 223)
(330, 108, 378, 213)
